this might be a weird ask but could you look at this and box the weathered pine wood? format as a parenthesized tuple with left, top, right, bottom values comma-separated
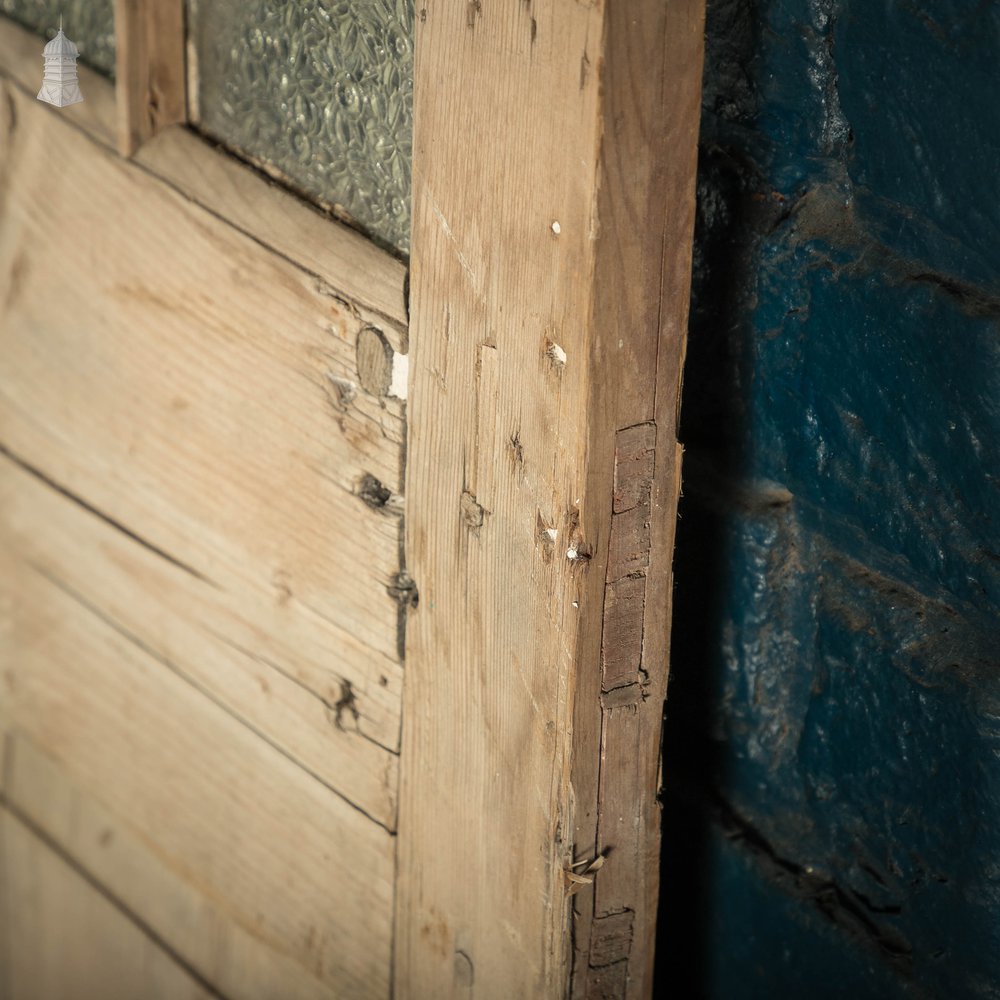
(0, 553, 395, 999)
(570, 3, 707, 998)
(0, 76, 405, 742)
(398, 0, 704, 996)
(0, 453, 398, 827)
(397, 1, 604, 993)
(133, 126, 409, 348)
(0, 38, 410, 998)
(1, 729, 337, 1000)
(113, 0, 186, 156)
(0, 807, 217, 1000)
(0, 15, 407, 338)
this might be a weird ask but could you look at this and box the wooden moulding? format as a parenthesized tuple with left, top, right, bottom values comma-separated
(399, 0, 705, 997)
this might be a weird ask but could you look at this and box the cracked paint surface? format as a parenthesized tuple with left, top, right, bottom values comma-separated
(660, 1, 1000, 997)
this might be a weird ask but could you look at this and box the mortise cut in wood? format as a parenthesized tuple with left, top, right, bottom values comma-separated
(571, 0, 706, 995)
(590, 909, 636, 970)
(601, 423, 657, 700)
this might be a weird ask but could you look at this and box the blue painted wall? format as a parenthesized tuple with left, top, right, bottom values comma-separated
(659, 2, 1000, 997)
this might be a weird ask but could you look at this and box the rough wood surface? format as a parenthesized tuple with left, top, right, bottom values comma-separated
(396, 1, 608, 993)
(570, 2, 706, 997)
(0, 35, 407, 1000)
(0, 559, 395, 999)
(0, 5, 705, 992)
(0, 77, 405, 738)
(0, 454, 398, 827)
(133, 125, 409, 348)
(398, 0, 704, 996)
(113, 0, 186, 155)
(0, 806, 218, 1000)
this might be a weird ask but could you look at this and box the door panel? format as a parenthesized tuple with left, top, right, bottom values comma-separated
(1, 29, 402, 999)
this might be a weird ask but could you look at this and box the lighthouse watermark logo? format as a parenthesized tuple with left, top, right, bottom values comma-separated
(37, 18, 84, 108)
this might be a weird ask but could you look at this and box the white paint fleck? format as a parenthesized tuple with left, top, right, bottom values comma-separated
(618, 338, 624, 349)
(566, 547, 578, 560)
(547, 342, 567, 367)
(389, 351, 409, 400)
(572, 601, 579, 608)
(544, 528, 558, 543)
(551, 221, 561, 235)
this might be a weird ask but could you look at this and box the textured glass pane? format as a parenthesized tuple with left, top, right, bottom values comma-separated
(0, 0, 115, 75)
(190, 0, 413, 256)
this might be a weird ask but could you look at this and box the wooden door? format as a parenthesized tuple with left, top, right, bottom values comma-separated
(0, 3, 704, 996)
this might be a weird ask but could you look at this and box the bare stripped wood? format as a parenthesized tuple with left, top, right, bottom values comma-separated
(570, 2, 706, 997)
(0, 453, 398, 827)
(0, 554, 395, 999)
(0, 807, 217, 1000)
(134, 126, 410, 344)
(0, 15, 407, 335)
(0, 80, 405, 738)
(398, 1, 606, 996)
(400, 0, 704, 996)
(113, 0, 186, 156)
(2, 731, 351, 1000)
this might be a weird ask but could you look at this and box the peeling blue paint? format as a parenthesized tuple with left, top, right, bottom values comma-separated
(659, 2, 1000, 996)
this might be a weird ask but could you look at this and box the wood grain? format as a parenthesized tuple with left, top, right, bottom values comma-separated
(0, 35, 409, 998)
(0, 453, 399, 827)
(397, 0, 608, 996)
(0, 556, 395, 999)
(113, 0, 186, 156)
(0, 5, 705, 992)
(0, 14, 407, 335)
(0, 78, 405, 738)
(399, 0, 705, 996)
(570, 2, 706, 997)
(0, 807, 217, 1000)
(134, 125, 409, 346)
